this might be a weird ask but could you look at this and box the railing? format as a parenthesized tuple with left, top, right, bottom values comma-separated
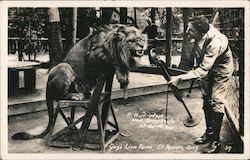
(8, 37, 185, 55)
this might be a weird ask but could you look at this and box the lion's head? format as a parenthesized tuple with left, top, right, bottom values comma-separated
(87, 24, 148, 88)
(115, 25, 148, 57)
(108, 24, 147, 87)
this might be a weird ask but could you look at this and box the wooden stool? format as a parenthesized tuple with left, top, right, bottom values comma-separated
(47, 72, 120, 150)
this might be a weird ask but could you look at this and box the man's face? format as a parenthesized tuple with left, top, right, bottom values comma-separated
(147, 19, 152, 26)
(186, 22, 202, 40)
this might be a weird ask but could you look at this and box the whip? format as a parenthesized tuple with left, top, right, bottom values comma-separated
(150, 51, 201, 127)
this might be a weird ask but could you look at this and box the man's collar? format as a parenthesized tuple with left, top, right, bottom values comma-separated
(197, 33, 208, 49)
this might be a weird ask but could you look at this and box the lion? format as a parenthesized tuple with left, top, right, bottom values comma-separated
(12, 24, 147, 140)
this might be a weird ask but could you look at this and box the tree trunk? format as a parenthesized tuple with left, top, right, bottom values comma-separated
(120, 8, 127, 24)
(150, 8, 156, 23)
(101, 8, 114, 24)
(178, 8, 192, 70)
(48, 8, 64, 67)
(65, 8, 78, 52)
(134, 8, 137, 25)
(77, 8, 90, 39)
(72, 8, 78, 44)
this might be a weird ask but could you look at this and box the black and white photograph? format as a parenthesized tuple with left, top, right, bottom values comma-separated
(0, 1, 249, 159)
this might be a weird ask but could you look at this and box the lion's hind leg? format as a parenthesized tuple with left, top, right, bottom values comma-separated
(12, 63, 78, 140)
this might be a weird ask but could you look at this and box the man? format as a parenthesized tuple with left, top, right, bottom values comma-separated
(169, 15, 234, 153)
(142, 18, 158, 39)
(142, 18, 158, 65)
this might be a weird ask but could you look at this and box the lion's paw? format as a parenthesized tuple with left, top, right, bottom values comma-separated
(66, 93, 85, 101)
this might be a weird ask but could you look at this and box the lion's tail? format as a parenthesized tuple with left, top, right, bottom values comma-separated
(12, 89, 54, 140)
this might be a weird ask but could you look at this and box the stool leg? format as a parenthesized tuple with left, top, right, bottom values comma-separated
(71, 106, 76, 121)
(96, 104, 105, 151)
(24, 69, 36, 91)
(101, 100, 111, 131)
(48, 107, 59, 142)
(187, 79, 195, 97)
(8, 70, 19, 95)
(110, 103, 120, 131)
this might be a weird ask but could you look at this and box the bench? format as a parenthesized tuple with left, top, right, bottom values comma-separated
(8, 61, 41, 95)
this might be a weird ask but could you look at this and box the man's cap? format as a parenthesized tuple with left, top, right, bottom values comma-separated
(189, 15, 210, 34)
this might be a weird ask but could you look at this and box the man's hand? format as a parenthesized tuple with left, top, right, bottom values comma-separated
(168, 75, 182, 86)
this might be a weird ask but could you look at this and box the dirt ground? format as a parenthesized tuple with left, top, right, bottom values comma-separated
(8, 89, 241, 154)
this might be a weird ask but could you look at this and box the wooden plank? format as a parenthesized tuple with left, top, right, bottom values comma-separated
(104, 131, 120, 148)
(48, 141, 75, 148)
(79, 74, 106, 142)
(8, 61, 41, 70)
(96, 104, 105, 151)
(50, 115, 85, 141)
(58, 92, 110, 107)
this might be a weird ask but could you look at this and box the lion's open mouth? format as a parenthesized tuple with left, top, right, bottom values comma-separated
(132, 43, 147, 57)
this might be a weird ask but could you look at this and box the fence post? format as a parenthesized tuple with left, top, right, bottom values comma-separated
(165, 8, 172, 67)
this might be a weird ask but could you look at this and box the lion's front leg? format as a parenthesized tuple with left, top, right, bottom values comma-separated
(115, 70, 129, 85)
(64, 81, 91, 101)
(115, 70, 129, 99)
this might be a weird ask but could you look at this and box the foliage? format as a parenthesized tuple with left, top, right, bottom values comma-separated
(8, 8, 48, 39)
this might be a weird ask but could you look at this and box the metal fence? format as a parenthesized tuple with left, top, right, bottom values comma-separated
(217, 8, 244, 136)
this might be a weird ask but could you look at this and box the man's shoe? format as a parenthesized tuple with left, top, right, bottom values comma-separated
(202, 141, 221, 153)
(194, 132, 212, 145)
